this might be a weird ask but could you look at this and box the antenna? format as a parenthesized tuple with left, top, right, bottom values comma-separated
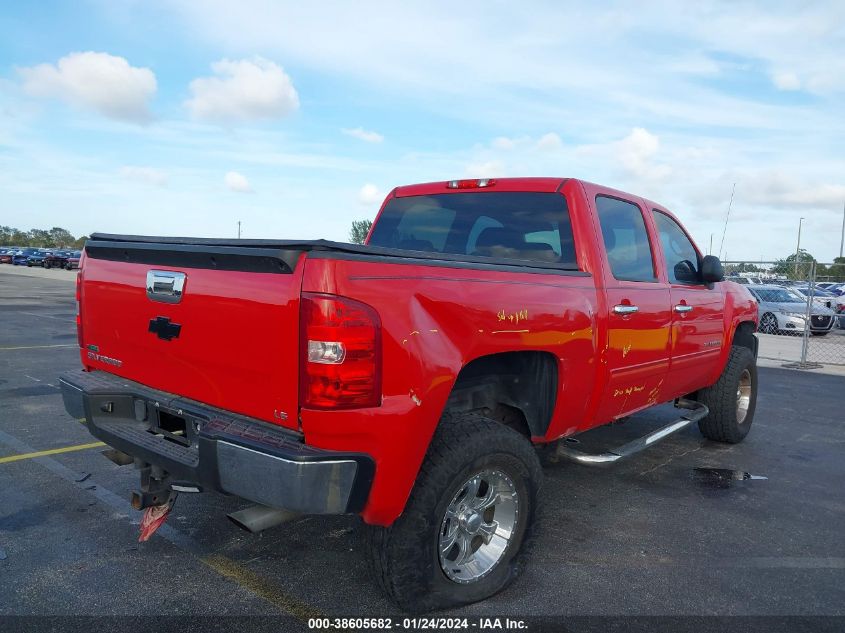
(718, 183, 736, 259)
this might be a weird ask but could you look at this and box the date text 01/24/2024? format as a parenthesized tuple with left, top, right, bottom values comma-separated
(307, 617, 528, 630)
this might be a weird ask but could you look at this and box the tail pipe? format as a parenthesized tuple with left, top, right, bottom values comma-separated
(227, 505, 301, 533)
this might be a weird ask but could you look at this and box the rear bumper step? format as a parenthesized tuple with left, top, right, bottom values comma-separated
(59, 369, 374, 514)
(556, 399, 709, 465)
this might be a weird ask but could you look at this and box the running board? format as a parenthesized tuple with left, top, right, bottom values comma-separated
(555, 399, 709, 466)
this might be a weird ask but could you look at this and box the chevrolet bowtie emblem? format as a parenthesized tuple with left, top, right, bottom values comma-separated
(148, 316, 182, 341)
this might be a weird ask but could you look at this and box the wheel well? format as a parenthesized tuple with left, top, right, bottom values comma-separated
(732, 320, 757, 352)
(443, 351, 558, 439)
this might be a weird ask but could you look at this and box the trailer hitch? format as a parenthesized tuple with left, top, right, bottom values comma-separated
(131, 466, 180, 542)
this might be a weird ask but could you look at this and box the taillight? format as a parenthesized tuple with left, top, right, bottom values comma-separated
(75, 272, 83, 347)
(300, 293, 381, 409)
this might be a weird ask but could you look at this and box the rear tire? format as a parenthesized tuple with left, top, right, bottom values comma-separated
(696, 346, 757, 444)
(366, 412, 541, 612)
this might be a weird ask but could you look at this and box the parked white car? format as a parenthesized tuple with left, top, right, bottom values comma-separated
(748, 285, 836, 336)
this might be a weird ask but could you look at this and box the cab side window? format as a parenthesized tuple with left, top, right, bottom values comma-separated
(653, 211, 700, 284)
(595, 196, 656, 282)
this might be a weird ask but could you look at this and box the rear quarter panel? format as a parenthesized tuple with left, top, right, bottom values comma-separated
(299, 256, 600, 525)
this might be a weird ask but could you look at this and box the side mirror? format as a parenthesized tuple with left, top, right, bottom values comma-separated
(700, 255, 724, 283)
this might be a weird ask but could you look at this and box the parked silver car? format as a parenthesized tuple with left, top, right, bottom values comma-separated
(747, 284, 835, 336)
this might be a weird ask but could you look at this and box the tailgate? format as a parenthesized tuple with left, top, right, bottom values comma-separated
(79, 238, 305, 430)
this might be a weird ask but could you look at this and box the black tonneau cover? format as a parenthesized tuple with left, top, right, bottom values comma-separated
(86, 233, 585, 275)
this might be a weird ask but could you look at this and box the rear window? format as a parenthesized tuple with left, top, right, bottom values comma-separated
(367, 192, 577, 267)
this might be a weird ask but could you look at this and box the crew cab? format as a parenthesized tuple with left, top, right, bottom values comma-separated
(60, 177, 759, 611)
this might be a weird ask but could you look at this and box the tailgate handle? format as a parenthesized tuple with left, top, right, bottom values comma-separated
(146, 270, 186, 304)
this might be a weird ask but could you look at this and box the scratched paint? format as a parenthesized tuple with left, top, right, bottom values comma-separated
(497, 308, 529, 325)
(613, 385, 645, 398)
(609, 328, 669, 352)
(646, 379, 664, 405)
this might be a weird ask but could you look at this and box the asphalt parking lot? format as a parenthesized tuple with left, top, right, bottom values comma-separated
(1, 265, 844, 629)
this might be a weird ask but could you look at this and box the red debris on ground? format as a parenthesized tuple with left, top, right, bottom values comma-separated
(138, 499, 174, 542)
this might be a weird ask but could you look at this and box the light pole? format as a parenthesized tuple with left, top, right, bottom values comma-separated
(237, 221, 241, 239)
(794, 217, 804, 277)
(839, 201, 844, 259)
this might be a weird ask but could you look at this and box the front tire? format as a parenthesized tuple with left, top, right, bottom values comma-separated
(367, 413, 541, 612)
(696, 346, 757, 443)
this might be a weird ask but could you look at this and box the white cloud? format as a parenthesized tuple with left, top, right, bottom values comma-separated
(491, 137, 517, 150)
(741, 171, 845, 209)
(18, 52, 156, 123)
(465, 160, 505, 178)
(224, 171, 252, 192)
(668, 54, 721, 76)
(342, 127, 384, 143)
(771, 70, 801, 91)
(186, 57, 299, 123)
(535, 132, 562, 151)
(358, 183, 383, 205)
(120, 166, 168, 187)
(616, 127, 671, 180)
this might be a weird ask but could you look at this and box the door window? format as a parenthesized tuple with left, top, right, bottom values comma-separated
(653, 211, 700, 284)
(595, 196, 656, 282)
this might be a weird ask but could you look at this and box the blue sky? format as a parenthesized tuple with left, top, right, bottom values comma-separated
(1, 1, 843, 260)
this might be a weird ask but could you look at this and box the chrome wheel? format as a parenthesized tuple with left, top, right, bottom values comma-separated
(760, 313, 778, 335)
(736, 368, 752, 424)
(438, 470, 519, 584)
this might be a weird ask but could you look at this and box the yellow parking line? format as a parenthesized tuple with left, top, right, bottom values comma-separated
(0, 441, 106, 464)
(0, 344, 77, 350)
(201, 555, 326, 621)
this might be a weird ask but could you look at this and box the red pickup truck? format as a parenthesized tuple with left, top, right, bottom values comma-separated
(61, 177, 758, 610)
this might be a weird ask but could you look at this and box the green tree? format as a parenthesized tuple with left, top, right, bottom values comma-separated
(772, 249, 816, 280)
(11, 229, 28, 245)
(825, 257, 845, 282)
(349, 219, 373, 245)
(48, 227, 76, 247)
(73, 235, 89, 248)
(732, 262, 761, 273)
(27, 228, 54, 247)
(1, 225, 81, 248)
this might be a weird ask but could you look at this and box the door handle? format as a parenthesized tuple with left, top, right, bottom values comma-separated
(146, 270, 187, 304)
(674, 304, 693, 313)
(613, 304, 639, 315)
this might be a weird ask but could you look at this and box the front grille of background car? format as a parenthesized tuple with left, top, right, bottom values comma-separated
(811, 316, 831, 328)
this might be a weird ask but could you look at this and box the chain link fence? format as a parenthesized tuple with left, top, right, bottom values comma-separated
(723, 261, 845, 368)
